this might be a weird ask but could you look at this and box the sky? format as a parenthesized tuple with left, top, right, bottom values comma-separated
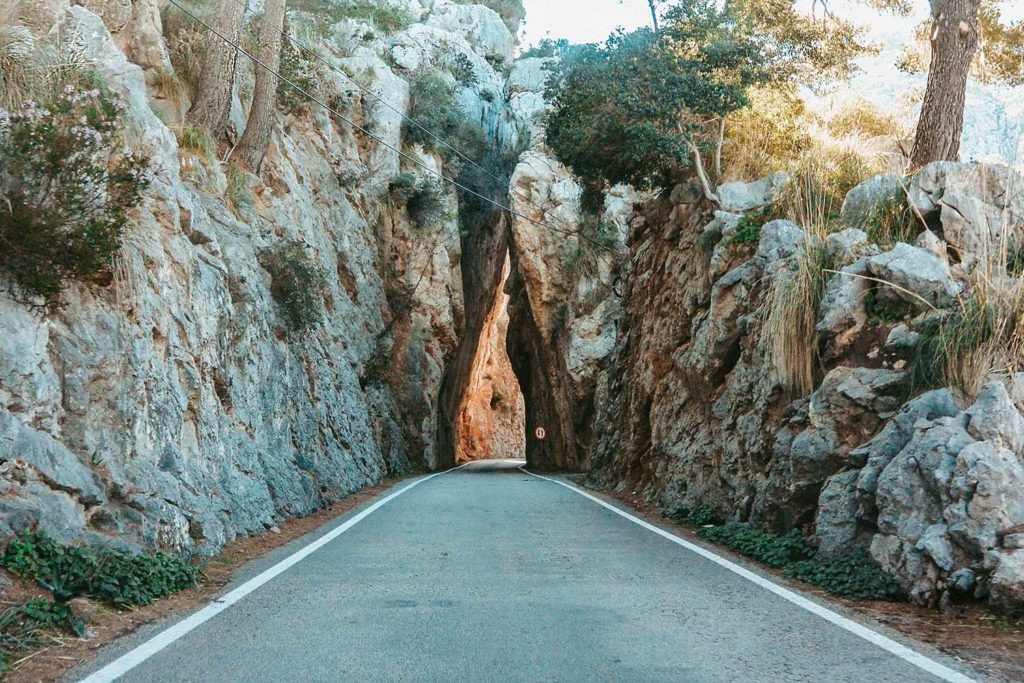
(520, 0, 1024, 49)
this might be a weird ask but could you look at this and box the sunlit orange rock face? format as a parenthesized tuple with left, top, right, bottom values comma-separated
(456, 254, 525, 462)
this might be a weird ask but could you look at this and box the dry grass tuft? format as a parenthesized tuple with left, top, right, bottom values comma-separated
(827, 98, 913, 141)
(762, 231, 834, 398)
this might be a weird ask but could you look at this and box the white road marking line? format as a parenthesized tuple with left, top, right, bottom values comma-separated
(520, 467, 978, 683)
(77, 464, 471, 683)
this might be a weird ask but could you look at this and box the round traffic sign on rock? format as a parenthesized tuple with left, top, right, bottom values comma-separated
(534, 426, 547, 441)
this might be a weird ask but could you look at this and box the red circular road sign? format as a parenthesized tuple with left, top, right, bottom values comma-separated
(534, 426, 547, 441)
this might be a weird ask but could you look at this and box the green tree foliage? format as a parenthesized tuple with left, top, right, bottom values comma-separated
(977, 4, 1024, 85)
(403, 74, 464, 152)
(543, 0, 866, 209)
(895, 2, 1023, 85)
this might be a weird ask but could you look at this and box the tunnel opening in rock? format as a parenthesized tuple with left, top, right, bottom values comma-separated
(454, 251, 526, 463)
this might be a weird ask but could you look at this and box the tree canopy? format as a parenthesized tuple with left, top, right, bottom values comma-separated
(544, 0, 868, 208)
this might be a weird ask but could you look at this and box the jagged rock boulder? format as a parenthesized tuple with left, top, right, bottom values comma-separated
(840, 174, 903, 229)
(426, 0, 515, 63)
(910, 162, 1024, 262)
(990, 551, 1024, 609)
(867, 242, 961, 308)
(717, 172, 789, 213)
(815, 382, 1024, 608)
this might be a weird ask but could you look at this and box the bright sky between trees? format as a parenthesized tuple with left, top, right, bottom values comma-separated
(519, 0, 1024, 49)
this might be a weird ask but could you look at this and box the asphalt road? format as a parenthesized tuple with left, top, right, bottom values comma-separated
(74, 460, 976, 683)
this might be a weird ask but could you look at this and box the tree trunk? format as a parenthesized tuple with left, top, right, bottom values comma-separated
(186, 0, 247, 139)
(647, 0, 660, 31)
(910, 0, 982, 168)
(687, 141, 719, 204)
(234, 0, 286, 172)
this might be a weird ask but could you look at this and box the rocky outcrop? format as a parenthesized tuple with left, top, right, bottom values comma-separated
(817, 381, 1024, 607)
(455, 253, 525, 462)
(588, 162, 1024, 610)
(506, 150, 634, 470)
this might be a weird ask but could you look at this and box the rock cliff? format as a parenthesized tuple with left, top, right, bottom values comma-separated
(0, 0, 529, 553)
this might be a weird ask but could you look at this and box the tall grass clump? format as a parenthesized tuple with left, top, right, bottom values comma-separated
(175, 122, 216, 162)
(762, 234, 834, 397)
(860, 188, 922, 246)
(161, 0, 209, 97)
(0, 26, 34, 108)
(721, 87, 814, 182)
(0, 27, 91, 109)
(827, 98, 912, 141)
(908, 279, 1024, 399)
(775, 150, 881, 231)
(906, 200, 1024, 398)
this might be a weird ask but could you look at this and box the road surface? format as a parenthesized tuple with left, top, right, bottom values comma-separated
(74, 460, 977, 683)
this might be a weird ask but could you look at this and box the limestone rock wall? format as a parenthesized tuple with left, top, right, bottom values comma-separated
(0, 0, 526, 553)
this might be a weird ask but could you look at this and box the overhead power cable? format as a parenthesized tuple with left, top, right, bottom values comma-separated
(166, 0, 611, 251)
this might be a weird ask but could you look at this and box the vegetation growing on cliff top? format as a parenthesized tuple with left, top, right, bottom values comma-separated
(543, 0, 867, 210)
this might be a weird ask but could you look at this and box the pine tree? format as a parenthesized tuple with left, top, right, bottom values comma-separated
(234, 0, 287, 171)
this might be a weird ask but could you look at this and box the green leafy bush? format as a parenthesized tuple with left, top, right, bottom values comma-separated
(865, 289, 908, 324)
(1, 599, 85, 672)
(665, 504, 721, 527)
(448, 53, 478, 87)
(259, 243, 327, 332)
(0, 532, 197, 607)
(403, 74, 462, 153)
(390, 173, 448, 230)
(727, 211, 767, 245)
(693, 524, 904, 601)
(698, 526, 815, 569)
(277, 38, 325, 114)
(787, 548, 905, 601)
(0, 81, 153, 310)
